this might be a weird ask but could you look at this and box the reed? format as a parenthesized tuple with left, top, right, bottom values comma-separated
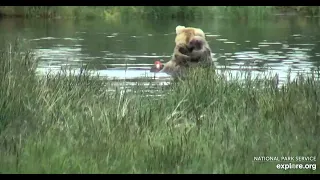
(0, 39, 319, 174)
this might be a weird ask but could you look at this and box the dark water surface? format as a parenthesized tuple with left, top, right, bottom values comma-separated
(1, 17, 320, 87)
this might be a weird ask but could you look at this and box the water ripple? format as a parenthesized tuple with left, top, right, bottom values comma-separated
(28, 28, 319, 90)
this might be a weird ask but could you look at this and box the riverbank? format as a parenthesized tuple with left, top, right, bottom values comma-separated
(0, 6, 319, 21)
(0, 39, 319, 173)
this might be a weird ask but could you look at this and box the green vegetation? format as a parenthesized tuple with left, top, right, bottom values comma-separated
(0, 39, 319, 173)
(0, 6, 320, 21)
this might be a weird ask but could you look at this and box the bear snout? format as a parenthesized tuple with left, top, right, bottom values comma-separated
(188, 38, 202, 50)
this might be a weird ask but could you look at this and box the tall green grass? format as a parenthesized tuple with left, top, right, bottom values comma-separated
(0, 6, 319, 21)
(0, 40, 319, 173)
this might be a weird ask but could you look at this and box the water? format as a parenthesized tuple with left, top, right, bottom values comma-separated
(1, 17, 320, 88)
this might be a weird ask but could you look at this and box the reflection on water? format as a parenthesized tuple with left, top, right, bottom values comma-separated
(0, 17, 320, 91)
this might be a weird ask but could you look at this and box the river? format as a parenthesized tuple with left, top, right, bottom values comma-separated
(1, 16, 319, 86)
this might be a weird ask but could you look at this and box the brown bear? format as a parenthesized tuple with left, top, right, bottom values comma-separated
(154, 25, 214, 78)
(172, 25, 207, 65)
(183, 35, 213, 67)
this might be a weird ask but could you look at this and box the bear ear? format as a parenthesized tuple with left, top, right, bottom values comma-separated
(176, 25, 185, 34)
(195, 28, 205, 37)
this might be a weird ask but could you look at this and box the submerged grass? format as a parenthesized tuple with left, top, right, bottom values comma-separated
(0, 6, 319, 21)
(0, 40, 319, 174)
